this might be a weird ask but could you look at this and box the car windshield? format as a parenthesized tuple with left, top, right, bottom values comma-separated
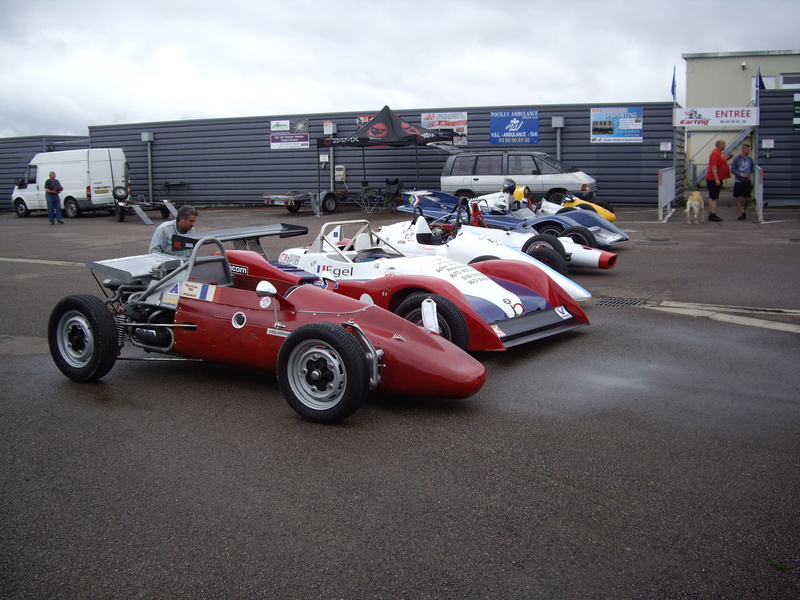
(535, 154, 579, 174)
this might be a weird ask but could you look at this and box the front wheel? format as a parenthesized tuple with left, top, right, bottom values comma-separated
(64, 198, 80, 218)
(547, 191, 566, 204)
(561, 225, 598, 249)
(395, 293, 470, 350)
(115, 204, 126, 222)
(14, 199, 30, 218)
(48, 294, 117, 382)
(535, 222, 564, 237)
(277, 323, 369, 424)
(527, 246, 569, 276)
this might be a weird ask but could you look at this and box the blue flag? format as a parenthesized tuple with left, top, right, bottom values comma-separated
(756, 67, 766, 91)
(671, 66, 676, 100)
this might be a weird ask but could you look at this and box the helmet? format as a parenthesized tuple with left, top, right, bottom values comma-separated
(502, 178, 516, 195)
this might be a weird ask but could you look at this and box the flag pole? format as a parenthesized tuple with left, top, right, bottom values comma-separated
(754, 67, 764, 222)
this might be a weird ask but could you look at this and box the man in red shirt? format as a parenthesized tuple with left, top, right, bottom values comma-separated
(705, 139, 733, 222)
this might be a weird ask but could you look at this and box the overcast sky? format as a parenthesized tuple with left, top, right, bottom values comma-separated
(1, 0, 798, 138)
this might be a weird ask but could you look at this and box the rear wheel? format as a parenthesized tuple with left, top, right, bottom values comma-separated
(546, 191, 566, 204)
(395, 293, 470, 350)
(14, 199, 30, 218)
(64, 198, 80, 218)
(594, 200, 615, 214)
(277, 323, 369, 424)
(455, 190, 475, 199)
(48, 294, 117, 382)
(522, 234, 566, 258)
(561, 225, 598, 248)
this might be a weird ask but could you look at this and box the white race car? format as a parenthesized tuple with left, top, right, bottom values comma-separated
(277, 219, 590, 352)
(381, 199, 617, 274)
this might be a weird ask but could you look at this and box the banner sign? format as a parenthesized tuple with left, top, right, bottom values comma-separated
(270, 119, 309, 149)
(490, 110, 539, 145)
(422, 112, 468, 145)
(794, 94, 800, 131)
(673, 107, 759, 127)
(591, 107, 643, 143)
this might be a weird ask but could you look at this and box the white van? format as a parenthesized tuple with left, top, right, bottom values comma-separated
(11, 148, 130, 218)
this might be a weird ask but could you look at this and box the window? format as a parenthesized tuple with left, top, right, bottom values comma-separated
(508, 155, 539, 175)
(451, 155, 476, 176)
(474, 154, 502, 175)
(781, 73, 800, 89)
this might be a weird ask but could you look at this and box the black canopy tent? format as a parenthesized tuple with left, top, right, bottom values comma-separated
(316, 105, 454, 188)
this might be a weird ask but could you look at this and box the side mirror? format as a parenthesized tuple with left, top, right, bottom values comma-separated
(256, 280, 277, 297)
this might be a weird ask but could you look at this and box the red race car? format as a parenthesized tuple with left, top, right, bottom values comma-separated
(48, 225, 486, 424)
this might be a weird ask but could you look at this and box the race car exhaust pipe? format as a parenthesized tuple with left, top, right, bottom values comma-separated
(560, 241, 618, 269)
(421, 297, 440, 334)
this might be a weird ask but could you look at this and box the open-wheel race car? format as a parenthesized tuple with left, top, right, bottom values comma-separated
(48, 225, 486, 424)
(399, 188, 628, 250)
(277, 220, 590, 352)
(381, 197, 617, 275)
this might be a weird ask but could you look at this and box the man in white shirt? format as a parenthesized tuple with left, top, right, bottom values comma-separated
(149, 205, 198, 258)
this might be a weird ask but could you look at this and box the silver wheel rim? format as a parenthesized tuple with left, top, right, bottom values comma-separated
(286, 339, 347, 410)
(57, 310, 95, 368)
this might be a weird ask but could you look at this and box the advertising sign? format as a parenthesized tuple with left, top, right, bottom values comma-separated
(673, 107, 759, 127)
(490, 110, 539, 145)
(422, 112, 468, 145)
(591, 107, 643, 143)
(270, 119, 309, 149)
(794, 94, 800, 131)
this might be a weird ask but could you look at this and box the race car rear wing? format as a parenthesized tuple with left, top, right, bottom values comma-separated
(172, 223, 309, 257)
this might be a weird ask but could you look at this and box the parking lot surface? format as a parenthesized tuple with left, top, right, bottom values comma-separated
(1, 200, 799, 599)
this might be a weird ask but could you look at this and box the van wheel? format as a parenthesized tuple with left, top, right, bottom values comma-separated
(113, 186, 129, 201)
(14, 199, 30, 218)
(64, 198, 80, 218)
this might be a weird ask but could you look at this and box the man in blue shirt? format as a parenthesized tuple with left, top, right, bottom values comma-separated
(731, 144, 754, 221)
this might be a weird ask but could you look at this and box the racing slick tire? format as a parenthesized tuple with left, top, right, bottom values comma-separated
(534, 222, 565, 237)
(521, 234, 567, 258)
(14, 199, 30, 218)
(594, 200, 615, 214)
(48, 294, 118, 382)
(527, 246, 569, 276)
(468, 255, 500, 264)
(277, 322, 369, 424)
(395, 293, 470, 350)
(64, 198, 80, 218)
(561, 225, 598, 249)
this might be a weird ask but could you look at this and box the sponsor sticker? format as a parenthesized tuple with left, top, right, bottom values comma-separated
(492, 324, 506, 337)
(267, 328, 291, 338)
(555, 306, 572, 320)
(181, 281, 218, 302)
(162, 283, 181, 307)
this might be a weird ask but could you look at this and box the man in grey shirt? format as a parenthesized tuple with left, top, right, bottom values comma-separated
(149, 205, 199, 258)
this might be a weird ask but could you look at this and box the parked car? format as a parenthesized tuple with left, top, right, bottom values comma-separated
(440, 150, 597, 201)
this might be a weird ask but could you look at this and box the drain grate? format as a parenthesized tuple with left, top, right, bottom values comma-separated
(591, 297, 645, 307)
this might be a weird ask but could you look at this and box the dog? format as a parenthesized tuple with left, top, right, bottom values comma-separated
(685, 191, 705, 224)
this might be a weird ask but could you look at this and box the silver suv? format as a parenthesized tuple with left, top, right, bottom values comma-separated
(440, 151, 597, 201)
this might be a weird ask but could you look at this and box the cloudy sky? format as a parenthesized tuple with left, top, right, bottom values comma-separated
(1, 0, 798, 138)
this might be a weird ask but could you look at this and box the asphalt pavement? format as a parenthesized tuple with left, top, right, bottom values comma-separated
(1, 197, 799, 599)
